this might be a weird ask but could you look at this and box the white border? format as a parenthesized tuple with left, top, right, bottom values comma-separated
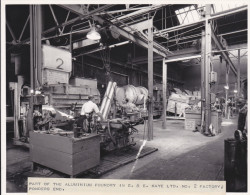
(1, 1, 249, 195)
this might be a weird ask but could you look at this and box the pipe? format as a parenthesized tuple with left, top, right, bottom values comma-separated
(103, 82, 117, 119)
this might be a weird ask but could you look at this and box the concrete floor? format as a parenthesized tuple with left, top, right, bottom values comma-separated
(6, 117, 237, 192)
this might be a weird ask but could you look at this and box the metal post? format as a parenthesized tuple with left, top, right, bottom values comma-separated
(147, 18, 154, 140)
(237, 49, 241, 97)
(162, 59, 167, 129)
(225, 67, 229, 119)
(28, 5, 42, 133)
(13, 83, 20, 140)
(29, 5, 34, 133)
(200, 30, 205, 132)
(36, 5, 42, 86)
(204, 5, 212, 134)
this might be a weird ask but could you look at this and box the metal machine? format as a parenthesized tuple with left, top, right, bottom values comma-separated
(14, 45, 146, 154)
(73, 82, 146, 151)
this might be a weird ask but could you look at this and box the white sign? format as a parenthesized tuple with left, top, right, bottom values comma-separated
(42, 45, 72, 72)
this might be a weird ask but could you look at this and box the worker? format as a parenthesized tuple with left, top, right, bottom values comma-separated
(78, 95, 104, 133)
(237, 98, 247, 133)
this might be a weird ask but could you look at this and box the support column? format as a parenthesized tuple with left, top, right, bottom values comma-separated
(200, 30, 205, 132)
(237, 49, 241, 97)
(147, 19, 154, 140)
(29, 5, 42, 133)
(225, 65, 229, 119)
(204, 4, 212, 134)
(162, 59, 167, 129)
(13, 83, 20, 140)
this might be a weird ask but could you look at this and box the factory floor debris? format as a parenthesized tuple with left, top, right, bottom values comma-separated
(7, 118, 237, 192)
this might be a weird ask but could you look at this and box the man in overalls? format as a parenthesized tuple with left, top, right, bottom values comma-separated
(79, 95, 104, 133)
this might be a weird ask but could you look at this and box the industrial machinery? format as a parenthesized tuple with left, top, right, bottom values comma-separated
(11, 44, 146, 177)
(96, 118, 143, 151)
(31, 81, 145, 152)
(94, 82, 146, 151)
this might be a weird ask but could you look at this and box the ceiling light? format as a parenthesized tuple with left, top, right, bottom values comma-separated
(234, 90, 238, 93)
(224, 85, 229, 90)
(86, 26, 101, 40)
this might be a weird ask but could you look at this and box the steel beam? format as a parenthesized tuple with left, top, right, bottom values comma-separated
(61, 11, 70, 35)
(218, 29, 247, 37)
(18, 15, 30, 42)
(147, 19, 154, 141)
(59, 4, 169, 57)
(49, 5, 61, 33)
(110, 4, 164, 23)
(6, 20, 17, 43)
(59, 4, 114, 18)
(211, 30, 237, 76)
(162, 59, 167, 129)
(132, 47, 201, 65)
(14, 4, 113, 46)
(92, 15, 169, 57)
(164, 54, 201, 63)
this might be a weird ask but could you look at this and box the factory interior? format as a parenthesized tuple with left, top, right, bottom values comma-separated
(3, 4, 248, 193)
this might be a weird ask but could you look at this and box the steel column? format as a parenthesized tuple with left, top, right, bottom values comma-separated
(200, 30, 205, 132)
(162, 59, 167, 129)
(29, 5, 34, 133)
(225, 66, 229, 118)
(37, 5, 42, 87)
(147, 19, 154, 140)
(13, 83, 20, 140)
(237, 49, 241, 97)
(204, 5, 212, 134)
(29, 5, 42, 132)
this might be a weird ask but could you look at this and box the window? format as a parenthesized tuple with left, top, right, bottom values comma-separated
(175, 5, 201, 25)
(213, 4, 246, 13)
(175, 4, 247, 25)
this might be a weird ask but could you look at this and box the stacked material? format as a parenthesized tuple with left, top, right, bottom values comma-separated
(167, 92, 189, 115)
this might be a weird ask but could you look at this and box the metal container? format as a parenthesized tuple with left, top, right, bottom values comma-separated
(224, 139, 247, 192)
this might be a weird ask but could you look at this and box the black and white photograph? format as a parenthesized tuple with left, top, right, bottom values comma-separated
(1, 1, 249, 194)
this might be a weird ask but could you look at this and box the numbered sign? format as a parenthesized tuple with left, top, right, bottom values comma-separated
(42, 45, 72, 72)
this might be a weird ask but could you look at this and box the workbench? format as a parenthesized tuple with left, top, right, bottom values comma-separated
(30, 131, 100, 177)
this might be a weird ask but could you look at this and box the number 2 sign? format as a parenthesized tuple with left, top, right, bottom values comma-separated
(42, 45, 72, 72)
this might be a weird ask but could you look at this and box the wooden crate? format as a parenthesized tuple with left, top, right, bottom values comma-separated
(30, 132, 100, 177)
